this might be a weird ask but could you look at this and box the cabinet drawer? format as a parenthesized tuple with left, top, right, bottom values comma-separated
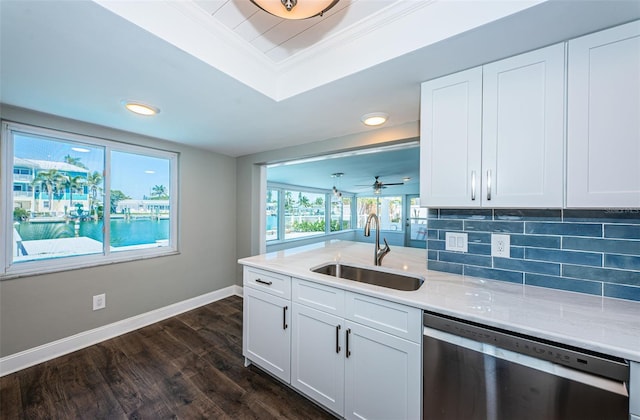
(292, 278, 345, 317)
(244, 266, 291, 299)
(345, 292, 422, 343)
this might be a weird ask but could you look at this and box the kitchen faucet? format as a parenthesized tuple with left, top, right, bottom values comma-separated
(364, 213, 391, 266)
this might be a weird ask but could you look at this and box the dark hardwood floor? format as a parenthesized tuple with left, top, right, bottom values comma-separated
(0, 295, 337, 419)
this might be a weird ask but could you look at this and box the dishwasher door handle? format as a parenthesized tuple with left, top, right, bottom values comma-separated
(423, 326, 628, 397)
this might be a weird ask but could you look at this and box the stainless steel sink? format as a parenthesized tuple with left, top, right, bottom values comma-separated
(311, 263, 424, 291)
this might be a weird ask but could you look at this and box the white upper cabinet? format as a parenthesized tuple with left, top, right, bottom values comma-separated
(420, 67, 483, 207)
(420, 43, 565, 208)
(482, 43, 565, 207)
(567, 20, 640, 208)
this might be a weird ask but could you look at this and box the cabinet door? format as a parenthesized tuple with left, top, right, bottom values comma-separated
(567, 21, 640, 207)
(344, 321, 420, 420)
(291, 304, 345, 416)
(243, 286, 291, 382)
(420, 67, 483, 207)
(482, 43, 565, 207)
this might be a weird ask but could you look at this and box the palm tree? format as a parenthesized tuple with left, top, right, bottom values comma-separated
(86, 171, 103, 219)
(65, 175, 86, 215)
(151, 184, 167, 199)
(32, 169, 66, 215)
(64, 154, 87, 169)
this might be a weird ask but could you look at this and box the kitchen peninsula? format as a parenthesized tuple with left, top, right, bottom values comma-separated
(239, 240, 640, 419)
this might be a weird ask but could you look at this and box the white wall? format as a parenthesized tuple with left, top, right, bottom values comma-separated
(0, 105, 238, 357)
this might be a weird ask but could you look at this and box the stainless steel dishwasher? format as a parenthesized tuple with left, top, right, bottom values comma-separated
(423, 311, 630, 420)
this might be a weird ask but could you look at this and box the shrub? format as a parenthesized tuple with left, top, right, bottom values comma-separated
(13, 208, 29, 221)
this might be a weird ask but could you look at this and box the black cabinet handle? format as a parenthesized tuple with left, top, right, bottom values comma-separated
(255, 278, 272, 286)
(283, 306, 288, 330)
(346, 328, 351, 358)
(336, 325, 341, 354)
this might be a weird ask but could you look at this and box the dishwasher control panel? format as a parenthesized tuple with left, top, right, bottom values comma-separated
(424, 311, 629, 383)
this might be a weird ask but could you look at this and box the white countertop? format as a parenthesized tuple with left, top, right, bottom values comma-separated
(238, 240, 640, 362)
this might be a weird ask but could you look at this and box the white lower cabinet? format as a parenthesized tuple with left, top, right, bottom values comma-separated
(243, 284, 291, 383)
(343, 320, 421, 420)
(291, 277, 421, 419)
(291, 303, 345, 415)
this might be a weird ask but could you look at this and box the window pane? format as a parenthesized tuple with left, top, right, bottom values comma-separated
(331, 196, 351, 231)
(356, 196, 403, 231)
(284, 190, 325, 240)
(409, 197, 429, 240)
(12, 133, 104, 263)
(266, 189, 278, 241)
(110, 151, 171, 251)
(356, 197, 379, 229)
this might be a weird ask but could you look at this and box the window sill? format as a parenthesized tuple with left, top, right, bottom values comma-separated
(1, 248, 180, 280)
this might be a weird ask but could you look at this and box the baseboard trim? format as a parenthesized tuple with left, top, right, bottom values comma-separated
(0, 284, 244, 377)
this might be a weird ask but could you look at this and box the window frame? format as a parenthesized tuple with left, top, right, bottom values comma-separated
(1, 121, 179, 279)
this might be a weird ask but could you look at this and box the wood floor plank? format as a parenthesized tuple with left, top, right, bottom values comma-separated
(160, 318, 212, 356)
(1, 297, 337, 419)
(18, 363, 75, 419)
(85, 342, 169, 417)
(0, 375, 23, 420)
(48, 351, 127, 419)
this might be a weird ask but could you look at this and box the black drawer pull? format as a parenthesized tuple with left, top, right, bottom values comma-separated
(255, 278, 273, 286)
(336, 325, 341, 354)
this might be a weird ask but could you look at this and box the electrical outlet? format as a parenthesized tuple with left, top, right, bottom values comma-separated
(491, 234, 510, 258)
(93, 293, 106, 311)
(445, 232, 468, 253)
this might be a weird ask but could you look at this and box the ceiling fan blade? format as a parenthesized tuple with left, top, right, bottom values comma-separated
(382, 182, 404, 186)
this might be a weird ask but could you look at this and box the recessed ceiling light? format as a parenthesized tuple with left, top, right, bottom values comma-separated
(124, 101, 160, 116)
(71, 147, 90, 153)
(144, 170, 155, 174)
(361, 112, 388, 126)
(403, 177, 411, 182)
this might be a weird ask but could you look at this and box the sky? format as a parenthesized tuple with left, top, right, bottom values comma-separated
(14, 133, 170, 200)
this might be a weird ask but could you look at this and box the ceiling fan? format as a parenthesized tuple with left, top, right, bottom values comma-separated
(357, 176, 404, 194)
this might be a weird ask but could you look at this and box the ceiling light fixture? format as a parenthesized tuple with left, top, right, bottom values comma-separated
(250, 0, 339, 20)
(331, 172, 343, 198)
(361, 112, 388, 127)
(124, 101, 160, 116)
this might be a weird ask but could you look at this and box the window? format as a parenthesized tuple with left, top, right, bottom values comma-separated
(408, 196, 428, 240)
(284, 189, 325, 240)
(330, 196, 351, 231)
(266, 188, 279, 241)
(356, 196, 403, 231)
(266, 184, 354, 242)
(1, 122, 178, 277)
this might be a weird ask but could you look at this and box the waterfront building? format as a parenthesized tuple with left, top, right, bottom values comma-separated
(13, 158, 90, 217)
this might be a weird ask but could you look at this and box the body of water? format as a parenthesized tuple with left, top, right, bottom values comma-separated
(15, 218, 169, 247)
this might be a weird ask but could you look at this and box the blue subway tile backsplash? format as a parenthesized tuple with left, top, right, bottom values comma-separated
(427, 209, 640, 302)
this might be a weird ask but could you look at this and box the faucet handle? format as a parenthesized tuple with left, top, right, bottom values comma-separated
(377, 238, 391, 266)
